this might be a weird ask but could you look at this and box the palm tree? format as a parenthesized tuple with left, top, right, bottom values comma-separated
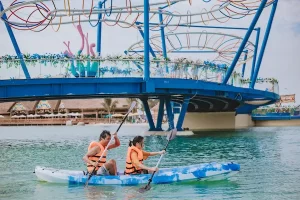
(126, 98, 139, 113)
(139, 99, 159, 112)
(102, 98, 119, 123)
(148, 99, 159, 109)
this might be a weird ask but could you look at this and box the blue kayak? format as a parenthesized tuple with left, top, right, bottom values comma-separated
(35, 162, 240, 185)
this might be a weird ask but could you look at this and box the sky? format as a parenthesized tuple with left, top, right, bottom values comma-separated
(0, 0, 300, 102)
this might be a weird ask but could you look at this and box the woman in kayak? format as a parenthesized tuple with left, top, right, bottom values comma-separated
(124, 136, 165, 175)
(83, 130, 120, 175)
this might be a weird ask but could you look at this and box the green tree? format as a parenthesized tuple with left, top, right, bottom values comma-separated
(126, 98, 139, 113)
(102, 98, 119, 123)
(138, 99, 159, 111)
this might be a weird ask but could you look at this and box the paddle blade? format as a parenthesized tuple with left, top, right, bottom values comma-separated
(167, 128, 177, 141)
(138, 184, 151, 193)
(84, 173, 93, 187)
(127, 101, 137, 114)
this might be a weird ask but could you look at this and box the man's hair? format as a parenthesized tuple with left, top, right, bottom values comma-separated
(99, 130, 111, 141)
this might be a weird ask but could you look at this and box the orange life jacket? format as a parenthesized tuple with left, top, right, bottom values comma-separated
(86, 141, 107, 173)
(124, 146, 144, 175)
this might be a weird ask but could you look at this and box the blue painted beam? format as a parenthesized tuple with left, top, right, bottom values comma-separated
(141, 98, 155, 130)
(165, 97, 174, 130)
(124, 50, 143, 71)
(136, 22, 156, 58)
(0, 78, 280, 103)
(0, 78, 279, 102)
(252, 115, 300, 121)
(0, 1, 31, 79)
(97, 1, 103, 56)
(236, 104, 259, 114)
(241, 50, 248, 78)
(144, 0, 150, 82)
(250, 0, 278, 89)
(176, 96, 190, 131)
(222, 0, 268, 85)
(156, 97, 165, 131)
(250, 28, 260, 82)
(159, 1, 178, 9)
(159, 11, 167, 59)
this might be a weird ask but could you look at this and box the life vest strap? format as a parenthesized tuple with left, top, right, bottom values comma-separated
(124, 169, 142, 175)
(87, 161, 106, 165)
(93, 156, 107, 158)
(125, 166, 135, 169)
(126, 159, 143, 165)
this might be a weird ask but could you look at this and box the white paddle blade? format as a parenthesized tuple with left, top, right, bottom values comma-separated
(127, 101, 137, 114)
(167, 128, 177, 141)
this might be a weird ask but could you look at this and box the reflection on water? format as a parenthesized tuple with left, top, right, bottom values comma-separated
(0, 126, 300, 199)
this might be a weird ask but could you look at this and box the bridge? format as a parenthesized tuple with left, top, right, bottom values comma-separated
(0, 0, 280, 131)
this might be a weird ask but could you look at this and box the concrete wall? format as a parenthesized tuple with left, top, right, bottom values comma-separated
(183, 112, 236, 131)
(255, 120, 300, 127)
(235, 114, 254, 129)
(182, 112, 254, 131)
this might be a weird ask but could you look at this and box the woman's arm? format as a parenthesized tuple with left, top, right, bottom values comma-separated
(143, 150, 165, 157)
(132, 152, 158, 172)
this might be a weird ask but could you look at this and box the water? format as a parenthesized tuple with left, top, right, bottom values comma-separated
(0, 125, 300, 200)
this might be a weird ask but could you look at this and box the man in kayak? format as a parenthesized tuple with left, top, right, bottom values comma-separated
(124, 136, 165, 175)
(83, 130, 120, 175)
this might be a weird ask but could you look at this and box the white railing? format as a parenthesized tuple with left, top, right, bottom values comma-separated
(0, 58, 279, 94)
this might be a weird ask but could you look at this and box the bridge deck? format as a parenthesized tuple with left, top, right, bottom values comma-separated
(0, 78, 279, 112)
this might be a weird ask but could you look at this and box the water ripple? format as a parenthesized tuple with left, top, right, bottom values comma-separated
(0, 126, 300, 199)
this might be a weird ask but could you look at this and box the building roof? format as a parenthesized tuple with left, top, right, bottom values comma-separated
(62, 99, 104, 109)
(48, 100, 60, 110)
(0, 102, 14, 114)
(10, 101, 37, 111)
(36, 100, 51, 110)
(0, 98, 134, 113)
(61, 98, 129, 110)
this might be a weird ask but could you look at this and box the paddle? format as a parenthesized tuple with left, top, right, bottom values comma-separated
(84, 101, 137, 187)
(138, 128, 177, 193)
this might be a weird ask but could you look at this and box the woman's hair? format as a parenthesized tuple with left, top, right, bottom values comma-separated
(99, 130, 111, 141)
(129, 136, 144, 147)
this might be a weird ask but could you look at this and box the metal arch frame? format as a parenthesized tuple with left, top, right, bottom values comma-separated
(1, 0, 278, 88)
(1, 0, 275, 26)
(125, 23, 262, 84)
(0, 0, 279, 130)
(0, 1, 30, 79)
(222, 0, 278, 86)
(126, 32, 255, 65)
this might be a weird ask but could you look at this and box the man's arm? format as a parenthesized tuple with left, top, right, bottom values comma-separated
(82, 146, 100, 167)
(107, 132, 120, 150)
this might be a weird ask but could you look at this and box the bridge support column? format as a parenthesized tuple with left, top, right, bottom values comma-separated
(155, 97, 165, 131)
(140, 98, 155, 131)
(235, 114, 254, 129)
(165, 97, 174, 130)
(176, 96, 190, 131)
(183, 112, 236, 131)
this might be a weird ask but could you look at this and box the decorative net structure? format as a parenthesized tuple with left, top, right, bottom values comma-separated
(0, 0, 279, 92)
